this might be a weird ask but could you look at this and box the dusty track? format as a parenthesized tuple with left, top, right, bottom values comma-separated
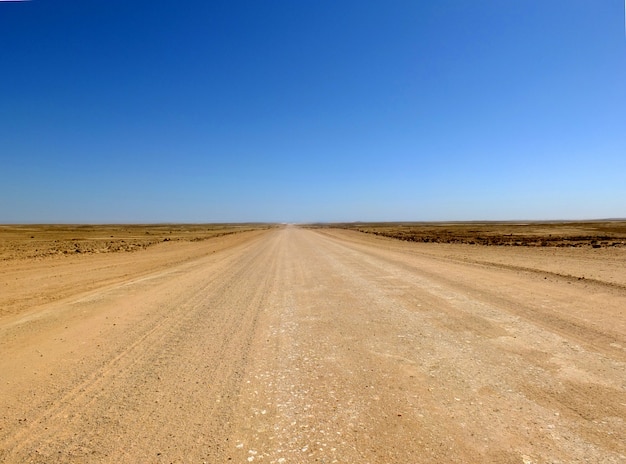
(1, 227, 624, 463)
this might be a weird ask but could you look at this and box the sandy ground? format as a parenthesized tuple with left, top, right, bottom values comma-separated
(0, 227, 624, 463)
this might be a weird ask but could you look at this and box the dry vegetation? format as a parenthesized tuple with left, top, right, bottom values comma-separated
(313, 220, 626, 248)
(0, 224, 273, 261)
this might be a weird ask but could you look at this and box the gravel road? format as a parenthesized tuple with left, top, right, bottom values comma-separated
(1, 227, 624, 463)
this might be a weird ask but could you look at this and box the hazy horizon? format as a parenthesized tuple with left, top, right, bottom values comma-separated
(3, 217, 626, 226)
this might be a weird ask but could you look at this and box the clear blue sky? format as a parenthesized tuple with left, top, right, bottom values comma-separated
(1, 1, 625, 223)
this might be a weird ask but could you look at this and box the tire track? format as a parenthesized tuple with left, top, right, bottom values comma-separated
(0, 230, 281, 463)
(230, 228, 625, 464)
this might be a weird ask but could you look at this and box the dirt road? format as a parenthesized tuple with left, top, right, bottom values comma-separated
(1, 227, 624, 463)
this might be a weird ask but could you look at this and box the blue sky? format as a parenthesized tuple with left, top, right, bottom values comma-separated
(1, 1, 625, 223)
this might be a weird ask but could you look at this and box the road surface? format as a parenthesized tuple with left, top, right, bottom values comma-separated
(1, 227, 624, 463)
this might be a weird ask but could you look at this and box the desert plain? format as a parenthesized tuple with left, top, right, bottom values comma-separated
(0, 222, 625, 463)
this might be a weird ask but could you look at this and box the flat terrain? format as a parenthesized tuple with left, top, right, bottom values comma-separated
(0, 224, 267, 261)
(330, 220, 626, 248)
(0, 225, 624, 463)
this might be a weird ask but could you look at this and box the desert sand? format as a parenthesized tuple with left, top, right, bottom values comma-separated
(0, 225, 624, 463)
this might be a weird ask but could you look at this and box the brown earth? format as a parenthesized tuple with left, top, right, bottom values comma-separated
(0, 225, 624, 463)
(325, 220, 626, 248)
(0, 224, 269, 261)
